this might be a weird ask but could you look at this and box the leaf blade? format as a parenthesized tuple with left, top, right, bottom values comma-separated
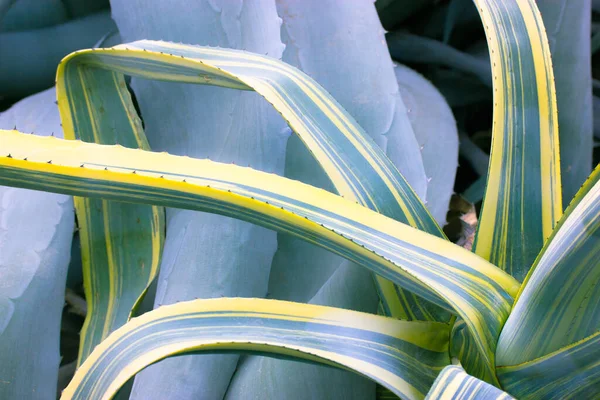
(0, 129, 519, 381)
(57, 40, 449, 324)
(57, 66, 164, 365)
(61, 298, 450, 400)
(472, 0, 562, 282)
(496, 165, 600, 366)
(426, 365, 515, 400)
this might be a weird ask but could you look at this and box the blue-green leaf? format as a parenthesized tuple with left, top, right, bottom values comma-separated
(496, 165, 600, 366)
(394, 63, 458, 225)
(108, 2, 289, 398)
(0, 89, 74, 399)
(426, 365, 514, 399)
(62, 298, 450, 400)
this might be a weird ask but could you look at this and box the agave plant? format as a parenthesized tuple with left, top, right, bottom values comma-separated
(0, 0, 598, 399)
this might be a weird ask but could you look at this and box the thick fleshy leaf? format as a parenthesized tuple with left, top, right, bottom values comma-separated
(496, 165, 600, 366)
(61, 298, 450, 400)
(497, 330, 600, 399)
(56, 62, 164, 365)
(59, 41, 441, 232)
(471, 0, 562, 282)
(387, 32, 492, 87)
(0, 130, 520, 382)
(58, 40, 448, 324)
(426, 365, 514, 400)
(226, 263, 379, 399)
(394, 63, 458, 226)
(269, 0, 434, 336)
(110, 2, 289, 398)
(0, 89, 74, 399)
(538, 0, 593, 204)
(450, 319, 490, 384)
(239, 1, 428, 397)
(0, 11, 115, 99)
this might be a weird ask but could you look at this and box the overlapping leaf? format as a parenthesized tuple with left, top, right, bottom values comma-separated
(0, 129, 520, 383)
(56, 64, 164, 365)
(57, 40, 448, 326)
(497, 165, 600, 366)
(471, 0, 562, 282)
(497, 331, 600, 399)
(426, 365, 514, 399)
(60, 298, 450, 400)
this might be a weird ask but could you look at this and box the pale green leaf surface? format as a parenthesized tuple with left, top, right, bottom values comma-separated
(58, 38, 448, 327)
(108, 2, 289, 398)
(226, 262, 379, 400)
(450, 319, 490, 384)
(61, 298, 450, 400)
(268, 0, 438, 336)
(497, 330, 600, 399)
(496, 165, 600, 366)
(0, 130, 520, 384)
(0, 0, 14, 23)
(472, 0, 562, 282)
(0, 89, 74, 399)
(112, 0, 289, 399)
(425, 365, 514, 400)
(57, 64, 165, 366)
(394, 63, 459, 225)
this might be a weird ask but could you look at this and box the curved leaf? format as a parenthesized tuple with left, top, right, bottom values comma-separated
(57, 41, 440, 234)
(450, 319, 490, 384)
(56, 63, 164, 365)
(426, 365, 514, 399)
(471, 0, 562, 282)
(0, 89, 74, 399)
(497, 330, 600, 399)
(226, 262, 379, 399)
(496, 165, 600, 366)
(56, 40, 448, 324)
(110, 2, 289, 398)
(0, 129, 520, 383)
(61, 298, 450, 400)
(237, 0, 426, 397)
